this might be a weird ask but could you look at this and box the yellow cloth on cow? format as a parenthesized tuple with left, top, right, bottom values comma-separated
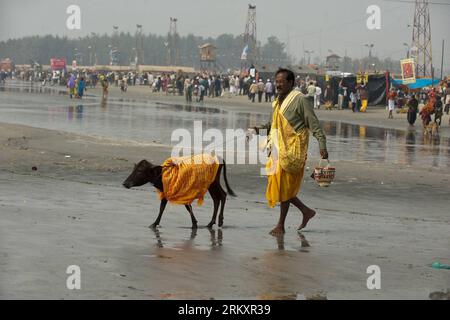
(266, 91, 309, 208)
(158, 154, 220, 205)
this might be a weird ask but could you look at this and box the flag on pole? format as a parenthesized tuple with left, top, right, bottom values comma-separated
(241, 45, 249, 60)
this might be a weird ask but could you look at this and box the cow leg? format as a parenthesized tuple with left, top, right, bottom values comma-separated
(218, 185, 227, 227)
(149, 198, 167, 229)
(207, 183, 220, 228)
(185, 204, 198, 229)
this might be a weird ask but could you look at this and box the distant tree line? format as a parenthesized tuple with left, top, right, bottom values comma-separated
(0, 32, 401, 73)
(0, 33, 291, 70)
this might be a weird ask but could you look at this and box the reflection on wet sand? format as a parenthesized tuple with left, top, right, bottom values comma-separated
(209, 228, 223, 248)
(272, 232, 311, 252)
(258, 233, 314, 300)
(76, 105, 83, 119)
(67, 105, 84, 120)
(152, 228, 164, 248)
(154, 102, 225, 115)
(100, 97, 108, 110)
(274, 234, 285, 250)
(319, 121, 450, 167)
(150, 227, 223, 250)
(298, 232, 310, 252)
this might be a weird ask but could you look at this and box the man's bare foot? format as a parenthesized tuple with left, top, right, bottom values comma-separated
(298, 209, 316, 230)
(269, 225, 285, 236)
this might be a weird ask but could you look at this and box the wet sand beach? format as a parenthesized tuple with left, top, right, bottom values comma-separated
(0, 81, 449, 299)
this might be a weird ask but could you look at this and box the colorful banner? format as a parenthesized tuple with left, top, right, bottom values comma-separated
(50, 58, 67, 71)
(400, 58, 416, 84)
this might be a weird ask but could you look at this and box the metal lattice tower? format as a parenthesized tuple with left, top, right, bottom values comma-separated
(110, 25, 120, 66)
(166, 17, 180, 66)
(242, 4, 257, 68)
(135, 24, 144, 66)
(412, 0, 433, 77)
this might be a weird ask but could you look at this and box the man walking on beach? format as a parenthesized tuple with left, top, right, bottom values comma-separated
(315, 82, 322, 109)
(338, 81, 345, 109)
(359, 83, 368, 112)
(265, 79, 273, 102)
(184, 76, 192, 102)
(444, 84, 450, 116)
(250, 68, 328, 236)
(388, 88, 396, 119)
(77, 77, 86, 99)
(249, 80, 258, 103)
(257, 79, 265, 103)
(215, 76, 222, 97)
(434, 94, 443, 126)
(407, 94, 418, 126)
(350, 89, 358, 112)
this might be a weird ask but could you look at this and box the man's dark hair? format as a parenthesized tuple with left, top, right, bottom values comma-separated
(275, 68, 295, 86)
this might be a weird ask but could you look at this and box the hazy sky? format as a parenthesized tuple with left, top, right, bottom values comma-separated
(1, 0, 449, 70)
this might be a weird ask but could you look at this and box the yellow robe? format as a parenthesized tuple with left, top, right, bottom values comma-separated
(360, 99, 368, 112)
(266, 91, 310, 208)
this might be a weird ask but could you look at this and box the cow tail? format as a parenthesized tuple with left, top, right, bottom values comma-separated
(222, 159, 236, 197)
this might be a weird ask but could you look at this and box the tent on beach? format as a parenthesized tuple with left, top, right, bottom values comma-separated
(390, 78, 441, 90)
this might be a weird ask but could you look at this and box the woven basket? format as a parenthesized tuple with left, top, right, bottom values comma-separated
(314, 159, 335, 187)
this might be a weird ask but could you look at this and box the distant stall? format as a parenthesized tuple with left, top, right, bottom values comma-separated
(0, 58, 14, 72)
(316, 73, 389, 106)
(50, 58, 67, 71)
(340, 73, 389, 106)
(256, 65, 389, 106)
(390, 78, 441, 90)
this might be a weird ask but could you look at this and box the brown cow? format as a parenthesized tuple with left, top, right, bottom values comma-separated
(123, 158, 236, 229)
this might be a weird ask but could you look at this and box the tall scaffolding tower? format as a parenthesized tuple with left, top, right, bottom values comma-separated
(135, 24, 144, 66)
(241, 4, 257, 69)
(411, 0, 433, 77)
(110, 25, 120, 66)
(166, 17, 180, 66)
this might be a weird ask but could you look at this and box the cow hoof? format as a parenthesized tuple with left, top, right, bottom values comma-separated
(149, 224, 158, 229)
(206, 222, 215, 229)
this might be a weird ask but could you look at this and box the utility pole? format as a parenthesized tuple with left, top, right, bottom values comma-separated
(365, 44, 374, 71)
(304, 50, 314, 65)
(87, 46, 92, 66)
(302, 42, 305, 65)
(319, 28, 322, 66)
(344, 49, 348, 72)
(441, 39, 445, 80)
(286, 25, 290, 65)
(403, 42, 410, 58)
